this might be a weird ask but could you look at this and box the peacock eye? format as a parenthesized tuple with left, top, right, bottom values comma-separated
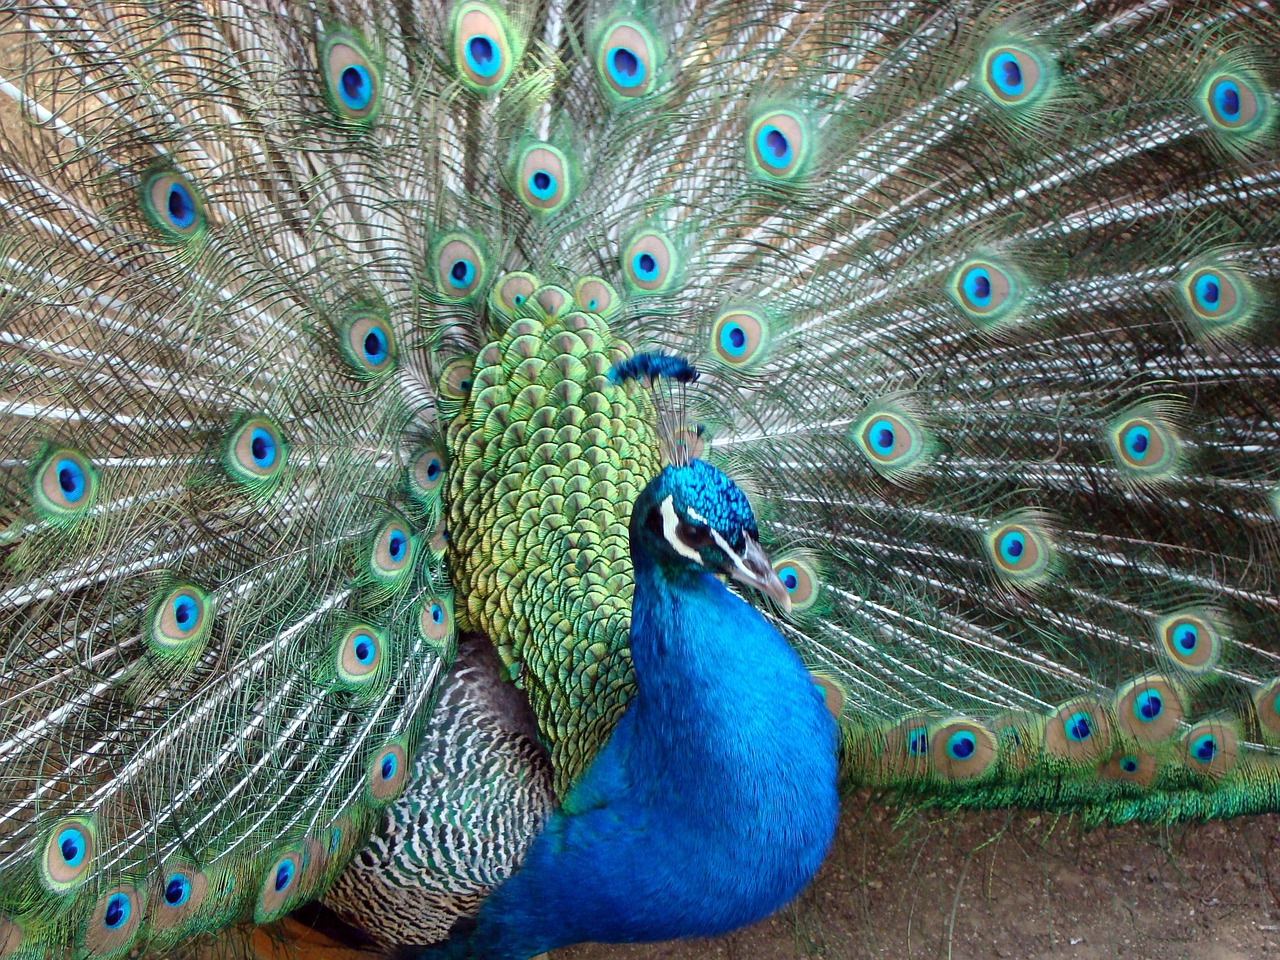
(676, 520, 714, 550)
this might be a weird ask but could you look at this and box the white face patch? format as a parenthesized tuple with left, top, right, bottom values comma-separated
(660, 495, 705, 564)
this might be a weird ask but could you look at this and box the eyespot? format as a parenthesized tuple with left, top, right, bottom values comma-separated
(747, 109, 810, 180)
(1115, 676, 1182, 742)
(452, 2, 515, 93)
(40, 817, 96, 892)
(1254, 680, 1280, 739)
(985, 513, 1055, 587)
(574, 277, 619, 316)
(337, 625, 384, 686)
(224, 416, 286, 488)
(254, 848, 304, 923)
(340, 309, 395, 377)
(370, 515, 415, 584)
(532, 285, 571, 319)
(930, 720, 996, 780)
(1099, 749, 1157, 787)
(980, 44, 1048, 107)
(434, 235, 487, 299)
(440, 358, 475, 401)
(1107, 405, 1182, 481)
(516, 144, 572, 213)
(84, 885, 143, 956)
(596, 20, 658, 99)
(492, 272, 538, 316)
(621, 230, 678, 294)
(418, 596, 454, 647)
(152, 865, 209, 928)
(1182, 722, 1237, 780)
(1178, 263, 1253, 335)
(34, 448, 98, 521)
(852, 404, 933, 482)
(149, 584, 213, 659)
(710, 308, 768, 368)
(410, 445, 447, 499)
(367, 742, 409, 805)
(772, 556, 819, 612)
(143, 172, 205, 238)
(1044, 699, 1112, 761)
(949, 258, 1024, 328)
(321, 35, 380, 122)
(1156, 608, 1225, 673)
(1201, 71, 1267, 134)
(809, 673, 845, 719)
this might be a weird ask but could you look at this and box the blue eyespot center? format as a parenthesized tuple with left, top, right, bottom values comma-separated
(907, 727, 928, 756)
(634, 252, 658, 280)
(999, 531, 1025, 561)
(426, 459, 442, 481)
(340, 64, 373, 109)
(1120, 756, 1139, 774)
(869, 420, 896, 455)
(608, 47, 643, 87)
(946, 731, 977, 760)
(777, 566, 799, 592)
(528, 170, 558, 200)
(718, 322, 747, 356)
(1174, 624, 1198, 653)
(381, 753, 397, 780)
(354, 634, 375, 665)
(964, 268, 992, 304)
(274, 859, 294, 893)
(467, 36, 498, 77)
(362, 327, 389, 365)
(56, 459, 86, 501)
(173, 594, 198, 632)
(449, 259, 476, 288)
(430, 602, 444, 624)
(1215, 80, 1241, 120)
(388, 530, 407, 563)
(1193, 272, 1224, 311)
(1134, 689, 1162, 721)
(588, 298, 598, 310)
(167, 183, 195, 229)
(1123, 425, 1150, 459)
(164, 874, 191, 907)
(1065, 711, 1093, 742)
(249, 428, 276, 468)
(755, 124, 793, 170)
(1191, 734, 1218, 763)
(104, 893, 130, 929)
(58, 828, 85, 866)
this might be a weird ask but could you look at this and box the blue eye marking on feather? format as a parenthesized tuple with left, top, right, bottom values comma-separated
(167, 183, 196, 229)
(777, 566, 799, 593)
(1120, 756, 1139, 774)
(104, 893, 131, 929)
(869, 420, 895, 455)
(340, 64, 373, 109)
(172, 593, 199, 633)
(718, 320, 748, 356)
(998, 530, 1025, 562)
(1065, 711, 1093, 741)
(1214, 80, 1241, 122)
(991, 52, 1023, 96)
(1190, 734, 1218, 764)
(354, 635, 375, 665)
(1174, 623, 1198, 653)
(449, 259, 477, 288)
(466, 36, 499, 77)
(633, 253, 659, 281)
(907, 727, 928, 755)
(274, 859, 294, 893)
(388, 529, 407, 563)
(58, 828, 86, 867)
(946, 731, 976, 760)
(381, 752, 397, 780)
(528, 169, 557, 200)
(362, 326, 388, 365)
(756, 125, 792, 169)
(249, 428, 276, 469)
(1194, 272, 1221, 309)
(608, 47, 644, 87)
(963, 267, 992, 306)
(430, 602, 445, 624)
(56, 458, 86, 502)
(1133, 689, 1163, 721)
(1122, 424, 1150, 460)
(164, 873, 192, 907)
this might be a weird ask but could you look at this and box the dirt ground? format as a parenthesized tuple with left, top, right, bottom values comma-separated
(557, 793, 1280, 960)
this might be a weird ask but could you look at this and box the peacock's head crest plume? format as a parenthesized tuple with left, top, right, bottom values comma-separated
(609, 350, 700, 468)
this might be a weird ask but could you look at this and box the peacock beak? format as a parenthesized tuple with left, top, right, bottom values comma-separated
(726, 534, 793, 614)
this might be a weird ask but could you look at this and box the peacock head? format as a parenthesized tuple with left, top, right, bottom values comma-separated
(632, 459, 793, 612)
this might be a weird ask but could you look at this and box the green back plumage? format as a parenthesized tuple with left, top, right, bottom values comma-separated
(1, 0, 1279, 956)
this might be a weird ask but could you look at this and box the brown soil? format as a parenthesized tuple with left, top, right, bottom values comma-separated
(558, 795, 1280, 960)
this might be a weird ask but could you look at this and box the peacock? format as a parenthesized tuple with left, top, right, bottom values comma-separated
(0, 0, 1278, 957)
